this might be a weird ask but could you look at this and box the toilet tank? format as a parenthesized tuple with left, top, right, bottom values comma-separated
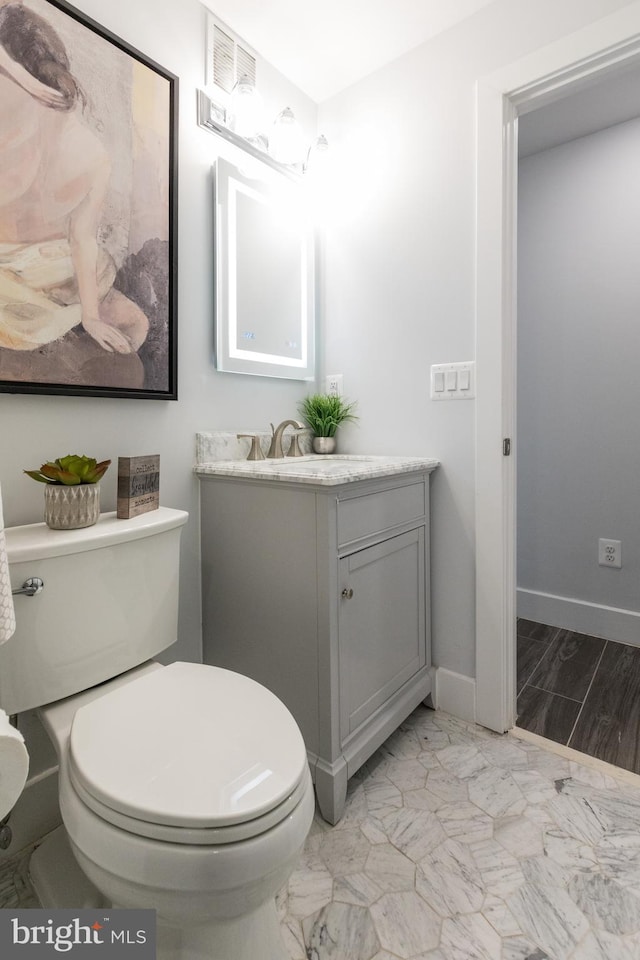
(0, 507, 188, 715)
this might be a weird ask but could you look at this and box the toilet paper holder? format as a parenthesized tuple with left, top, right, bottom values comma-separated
(12, 577, 44, 597)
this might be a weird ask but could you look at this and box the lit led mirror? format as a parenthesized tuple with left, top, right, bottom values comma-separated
(214, 156, 315, 379)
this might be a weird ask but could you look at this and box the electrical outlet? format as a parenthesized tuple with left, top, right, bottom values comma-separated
(325, 374, 343, 397)
(598, 538, 622, 568)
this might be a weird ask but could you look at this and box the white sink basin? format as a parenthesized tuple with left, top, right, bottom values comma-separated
(260, 456, 377, 475)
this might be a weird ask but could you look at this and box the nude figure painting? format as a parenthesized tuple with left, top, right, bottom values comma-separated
(0, 0, 177, 399)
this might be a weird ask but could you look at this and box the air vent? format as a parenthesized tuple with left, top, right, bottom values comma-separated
(236, 44, 256, 86)
(212, 25, 234, 94)
(208, 18, 257, 96)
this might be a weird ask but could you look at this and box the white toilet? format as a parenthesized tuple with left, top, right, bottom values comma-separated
(0, 507, 314, 960)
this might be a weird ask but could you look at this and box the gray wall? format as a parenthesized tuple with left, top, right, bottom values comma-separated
(317, 0, 634, 678)
(518, 117, 640, 632)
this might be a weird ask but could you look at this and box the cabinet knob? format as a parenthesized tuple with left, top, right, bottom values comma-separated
(341, 587, 354, 600)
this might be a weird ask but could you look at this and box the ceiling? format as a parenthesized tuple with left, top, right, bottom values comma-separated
(202, 0, 497, 102)
(519, 63, 640, 157)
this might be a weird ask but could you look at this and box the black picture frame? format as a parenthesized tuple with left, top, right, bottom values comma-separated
(0, 0, 178, 400)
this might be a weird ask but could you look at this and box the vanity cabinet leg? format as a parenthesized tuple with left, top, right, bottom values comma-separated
(314, 758, 348, 825)
(422, 690, 435, 709)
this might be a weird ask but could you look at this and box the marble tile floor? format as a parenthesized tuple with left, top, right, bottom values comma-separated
(516, 619, 640, 774)
(277, 706, 640, 959)
(5, 707, 640, 958)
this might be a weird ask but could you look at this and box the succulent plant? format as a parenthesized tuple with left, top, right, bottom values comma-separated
(25, 454, 111, 486)
(298, 393, 358, 438)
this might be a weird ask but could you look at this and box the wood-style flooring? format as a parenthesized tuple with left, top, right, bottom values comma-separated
(516, 618, 640, 774)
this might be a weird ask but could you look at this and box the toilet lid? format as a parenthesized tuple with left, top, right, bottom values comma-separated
(69, 662, 308, 829)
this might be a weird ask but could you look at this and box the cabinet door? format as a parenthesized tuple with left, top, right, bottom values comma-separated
(339, 527, 426, 740)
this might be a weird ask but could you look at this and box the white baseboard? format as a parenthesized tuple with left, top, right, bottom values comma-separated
(433, 667, 476, 724)
(517, 588, 640, 646)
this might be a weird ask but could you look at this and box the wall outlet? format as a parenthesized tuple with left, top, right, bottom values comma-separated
(325, 374, 343, 397)
(598, 538, 622, 568)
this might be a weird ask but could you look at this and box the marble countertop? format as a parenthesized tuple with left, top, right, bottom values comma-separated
(195, 454, 440, 486)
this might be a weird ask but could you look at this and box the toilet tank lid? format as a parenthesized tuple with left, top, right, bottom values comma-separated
(5, 508, 188, 563)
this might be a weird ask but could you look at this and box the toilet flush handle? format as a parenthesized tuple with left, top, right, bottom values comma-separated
(12, 577, 44, 597)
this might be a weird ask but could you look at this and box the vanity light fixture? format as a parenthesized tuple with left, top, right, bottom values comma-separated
(197, 89, 327, 179)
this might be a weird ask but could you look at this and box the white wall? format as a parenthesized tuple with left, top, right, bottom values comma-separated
(0, 0, 316, 860)
(318, 0, 636, 683)
(517, 117, 640, 640)
(1, 0, 317, 644)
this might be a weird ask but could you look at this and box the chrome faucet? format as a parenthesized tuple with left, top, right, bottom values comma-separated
(267, 420, 305, 458)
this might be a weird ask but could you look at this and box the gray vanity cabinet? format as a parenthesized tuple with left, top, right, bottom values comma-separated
(199, 469, 432, 823)
(339, 527, 426, 739)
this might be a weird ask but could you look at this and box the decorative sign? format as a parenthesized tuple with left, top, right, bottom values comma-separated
(117, 455, 160, 518)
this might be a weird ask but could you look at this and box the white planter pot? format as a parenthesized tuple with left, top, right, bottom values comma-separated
(44, 484, 101, 530)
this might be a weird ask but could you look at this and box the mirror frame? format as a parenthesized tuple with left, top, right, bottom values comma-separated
(213, 156, 316, 380)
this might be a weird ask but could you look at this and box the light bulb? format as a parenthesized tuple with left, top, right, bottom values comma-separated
(269, 107, 306, 165)
(228, 76, 263, 139)
(305, 134, 329, 174)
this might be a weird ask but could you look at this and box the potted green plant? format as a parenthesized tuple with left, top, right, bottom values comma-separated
(298, 393, 358, 454)
(25, 455, 111, 530)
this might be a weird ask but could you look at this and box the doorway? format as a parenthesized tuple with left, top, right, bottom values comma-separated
(514, 96, 640, 771)
(474, 5, 640, 737)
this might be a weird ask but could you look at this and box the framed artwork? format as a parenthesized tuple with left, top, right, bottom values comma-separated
(0, 0, 178, 399)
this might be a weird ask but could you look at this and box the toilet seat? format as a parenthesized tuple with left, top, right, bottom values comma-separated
(68, 662, 309, 843)
(67, 764, 310, 845)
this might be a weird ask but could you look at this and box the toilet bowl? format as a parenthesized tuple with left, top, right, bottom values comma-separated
(1, 509, 314, 960)
(42, 661, 314, 960)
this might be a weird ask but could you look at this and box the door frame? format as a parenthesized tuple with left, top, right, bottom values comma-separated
(475, 3, 640, 732)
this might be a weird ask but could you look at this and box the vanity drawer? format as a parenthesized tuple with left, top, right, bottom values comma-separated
(337, 480, 426, 547)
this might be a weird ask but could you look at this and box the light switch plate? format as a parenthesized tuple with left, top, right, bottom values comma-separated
(430, 362, 475, 400)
